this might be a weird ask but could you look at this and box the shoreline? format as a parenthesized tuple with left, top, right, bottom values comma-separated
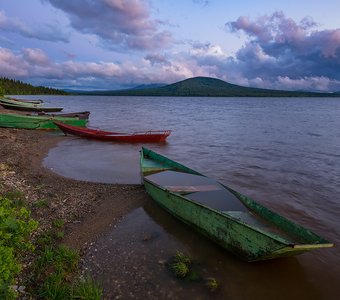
(0, 127, 150, 291)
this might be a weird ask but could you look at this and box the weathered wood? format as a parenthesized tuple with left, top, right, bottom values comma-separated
(140, 147, 333, 262)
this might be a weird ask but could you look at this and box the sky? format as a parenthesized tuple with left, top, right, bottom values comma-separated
(1, 0, 340, 91)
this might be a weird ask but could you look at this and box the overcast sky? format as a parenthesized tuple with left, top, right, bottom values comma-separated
(1, 0, 340, 91)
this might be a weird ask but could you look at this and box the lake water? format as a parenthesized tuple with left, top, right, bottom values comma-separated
(20, 95, 340, 298)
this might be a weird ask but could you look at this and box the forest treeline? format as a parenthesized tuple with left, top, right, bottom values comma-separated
(0, 77, 67, 95)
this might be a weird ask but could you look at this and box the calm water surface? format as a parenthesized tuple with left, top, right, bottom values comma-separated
(22, 95, 339, 298)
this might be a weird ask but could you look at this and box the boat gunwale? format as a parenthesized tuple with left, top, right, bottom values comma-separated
(143, 176, 293, 246)
(141, 147, 333, 249)
(0, 113, 83, 121)
(0, 112, 87, 130)
(0, 102, 63, 112)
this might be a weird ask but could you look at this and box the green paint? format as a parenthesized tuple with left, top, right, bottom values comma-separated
(0, 113, 87, 130)
(140, 147, 333, 262)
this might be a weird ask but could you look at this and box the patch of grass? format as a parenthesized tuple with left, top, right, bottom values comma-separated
(33, 199, 48, 208)
(72, 276, 103, 300)
(169, 251, 192, 279)
(52, 219, 65, 228)
(36, 231, 53, 248)
(39, 271, 70, 300)
(170, 261, 190, 278)
(56, 231, 64, 239)
(35, 248, 102, 299)
(205, 277, 219, 292)
(0, 195, 37, 299)
(174, 251, 191, 265)
(3, 190, 25, 206)
(36, 245, 79, 273)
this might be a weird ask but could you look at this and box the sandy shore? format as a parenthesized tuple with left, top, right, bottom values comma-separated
(0, 126, 149, 255)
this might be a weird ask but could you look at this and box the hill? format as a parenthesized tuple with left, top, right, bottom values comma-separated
(0, 77, 68, 95)
(81, 77, 339, 97)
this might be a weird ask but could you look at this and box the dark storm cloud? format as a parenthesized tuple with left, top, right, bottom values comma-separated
(43, 0, 172, 51)
(225, 11, 340, 85)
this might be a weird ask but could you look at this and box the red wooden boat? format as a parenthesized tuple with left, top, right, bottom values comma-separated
(54, 122, 171, 143)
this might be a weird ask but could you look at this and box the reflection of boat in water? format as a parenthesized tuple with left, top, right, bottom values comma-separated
(140, 147, 333, 262)
(142, 200, 324, 300)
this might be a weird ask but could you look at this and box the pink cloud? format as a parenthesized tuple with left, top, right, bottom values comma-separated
(22, 48, 50, 65)
(45, 0, 172, 50)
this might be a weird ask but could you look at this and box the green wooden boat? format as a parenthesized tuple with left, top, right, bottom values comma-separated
(140, 147, 333, 261)
(0, 101, 63, 112)
(4, 96, 43, 104)
(0, 112, 87, 130)
(0, 97, 42, 107)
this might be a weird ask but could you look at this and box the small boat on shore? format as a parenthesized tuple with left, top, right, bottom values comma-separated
(140, 147, 333, 261)
(0, 97, 42, 107)
(0, 101, 63, 112)
(0, 113, 87, 129)
(33, 111, 90, 120)
(54, 122, 171, 143)
(1, 96, 43, 105)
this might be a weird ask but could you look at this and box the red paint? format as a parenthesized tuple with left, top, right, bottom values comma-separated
(54, 121, 171, 143)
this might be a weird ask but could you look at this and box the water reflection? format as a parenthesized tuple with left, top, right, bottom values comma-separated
(85, 200, 323, 299)
(143, 201, 323, 299)
(44, 139, 169, 184)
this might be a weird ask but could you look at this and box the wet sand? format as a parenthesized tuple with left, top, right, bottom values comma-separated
(0, 127, 148, 249)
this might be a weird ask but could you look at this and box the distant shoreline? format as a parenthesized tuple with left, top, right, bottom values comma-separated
(3, 76, 340, 98)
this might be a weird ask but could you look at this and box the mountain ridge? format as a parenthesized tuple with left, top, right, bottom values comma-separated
(80, 77, 340, 97)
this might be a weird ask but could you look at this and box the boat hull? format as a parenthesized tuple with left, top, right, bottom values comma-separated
(33, 111, 90, 120)
(140, 148, 333, 261)
(0, 113, 87, 129)
(54, 122, 171, 143)
(6, 97, 43, 104)
(0, 102, 63, 112)
(0, 97, 42, 107)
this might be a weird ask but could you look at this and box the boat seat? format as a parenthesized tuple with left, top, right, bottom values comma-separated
(165, 184, 222, 194)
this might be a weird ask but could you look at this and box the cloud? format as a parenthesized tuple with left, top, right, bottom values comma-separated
(0, 47, 190, 89)
(0, 48, 30, 77)
(223, 11, 340, 90)
(144, 53, 170, 65)
(193, 0, 210, 7)
(43, 0, 172, 51)
(0, 10, 69, 42)
(22, 48, 50, 65)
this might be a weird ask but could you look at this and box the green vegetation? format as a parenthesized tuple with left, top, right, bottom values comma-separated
(0, 195, 38, 299)
(205, 277, 219, 292)
(81, 76, 340, 97)
(52, 218, 65, 228)
(171, 261, 190, 278)
(0, 189, 102, 299)
(169, 251, 193, 279)
(174, 251, 191, 265)
(72, 277, 103, 300)
(168, 251, 220, 292)
(0, 77, 67, 95)
(34, 245, 102, 299)
(33, 199, 49, 208)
